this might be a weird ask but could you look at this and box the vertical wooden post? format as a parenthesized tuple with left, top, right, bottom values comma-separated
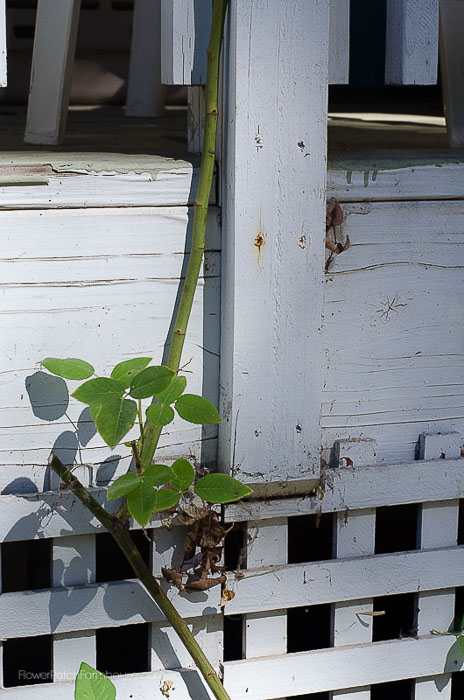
(385, 0, 439, 84)
(0, 0, 6, 88)
(126, 0, 166, 117)
(24, 0, 81, 145)
(52, 535, 96, 678)
(328, 0, 350, 84)
(440, 0, 464, 147)
(331, 439, 377, 700)
(219, 0, 329, 497)
(161, 0, 211, 85)
(415, 432, 461, 700)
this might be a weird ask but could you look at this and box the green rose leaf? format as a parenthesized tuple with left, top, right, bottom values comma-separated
(129, 366, 175, 399)
(146, 403, 175, 427)
(155, 375, 187, 405)
(41, 357, 94, 380)
(127, 481, 159, 527)
(107, 472, 141, 500)
(110, 357, 152, 389)
(169, 458, 195, 491)
(175, 394, 221, 425)
(91, 397, 137, 448)
(194, 473, 253, 504)
(144, 464, 172, 487)
(74, 661, 115, 700)
(72, 378, 125, 405)
(152, 488, 181, 512)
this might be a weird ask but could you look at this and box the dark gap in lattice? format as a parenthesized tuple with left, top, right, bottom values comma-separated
(96, 530, 150, 582)
(288, 513, 334, 564)
(371, 678, 413, 700)
(375, 504, 419, 554)
(3, 635, 53, 687)
(1, 538, 51, 592)
(458, 500, 464, 545)
(224, 523, 246, 571)
(372, 593, 417, 641)
(97, 623, 149, 675)
(287, 604, 332, 652)
(451, 670, 464, 698)
(295, 694, 330, 700)
(223, 615, 243, 661)
(454, 587, 464, 630)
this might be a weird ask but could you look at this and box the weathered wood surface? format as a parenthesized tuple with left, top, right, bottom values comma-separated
(0, 0, 6, 88)
(440, 0, 464, 147)
(219, 0, 329, 495)
(24, 0, 81, 145)
(0, 207, 220, 478)
(161, 0, 211, 85)
(328, 0, 349, 84)
(385, 0, 439, 85)
(222, 635, 462, 699)
(322, 200, 464, 464)
(0, 154, 204, 209)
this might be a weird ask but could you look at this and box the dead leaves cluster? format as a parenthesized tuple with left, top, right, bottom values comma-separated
(325, 197, 349, 270)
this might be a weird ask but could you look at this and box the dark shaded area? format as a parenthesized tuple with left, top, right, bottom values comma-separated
(2, 538, 51, 592)
(458, 500, 464, 545)
(3, 636, 53, 687)
(371, 678, 413, 700)
(455, 587, 464, 630)
(97, 623, 149, 676)
(224, 523, 246, 571)
(375, 504, 419, 554)
(288, 513, 334, 564)
(96, 530, 150, 583)
(223, 616, 243, 662)
(373, 593, 417, 641)
(452, 671, 464, 698)
(349, 0, 387, 87)
(296, 694, 330, 700)
(287, 604, 332, 653)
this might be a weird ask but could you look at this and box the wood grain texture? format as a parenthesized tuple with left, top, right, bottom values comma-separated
(219, 0, 329, 494)
(0, 207, 220, 476)
(161, 0, 211, 85)
(440, 1, 464, 147)
(328, 0, 350, 84)
(322, 200, 464, 464)
(385, 0, 439, 85)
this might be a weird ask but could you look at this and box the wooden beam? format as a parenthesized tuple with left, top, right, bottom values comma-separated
(161, 0, 211, 85)
(24, 0, 81, 145)
(328, 0, 350, 84)
(440, 0, 464, 147)
(0, 0, 6, 87)
(385, 0, 439, 84)
(126, 0, 165, 117)
(219, 0, 329, 496)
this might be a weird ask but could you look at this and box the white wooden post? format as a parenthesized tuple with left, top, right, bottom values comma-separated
(52, 535, 97, 679)
(0, 0, 6, 88)
(243, 518, 288, 700)
(219, 0, 329, 496)
(328, 0, 350, 84)
(331, 439, 377, 700)
(414, 432, 461, 700)
(440, 0, 464, 147)
(161, 0, 211, 85)
(126, 0, 166, 117)
(187, 86, 205, 154)
(385, 0, 439, 84)
(24, 0, 81, 145)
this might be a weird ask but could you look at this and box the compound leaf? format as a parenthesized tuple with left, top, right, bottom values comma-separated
(194, 473, 253, 504)
(152, 488, 181, 512)
(107, 472, 141, 500)
(146, 403, 175, 427)
(42, 357, 94, 381)
(169, 458, 195, 491)
(92, 397, 137, 448)
(155, 375, 187, 405)
(72, 378, 125, 405)
(110, 357, 152, 389)
(129, 366, 175, 399)
(175, 394, 221, 425)
(144, 464, 172, 487)
(127, 481, 159, 527)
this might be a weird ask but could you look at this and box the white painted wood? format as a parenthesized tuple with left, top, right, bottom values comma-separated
(0, 543, 3, 688)
(0, 155, 206, 209)
(219, 0, 329, 495)
(222, 635, 461, 699)
(440, 1, 464, 147)
(327, 161, 464, 202)
(415, 432, 460, 700)
(321, 200, 464, 465)
(24, 0, 81, 145)
(126, 0, 166, 117)
(332, 440, 377, 700)
(225, 458, 464, 523)
(161, 0, 211, 85)
(385, 0, 439, 84)
(0, 0, 6, 88)
(328, 0, 350, 84)
(243, 518, 287, 673)
(187, 86, 205, 154)
(0, 207, 220, 474)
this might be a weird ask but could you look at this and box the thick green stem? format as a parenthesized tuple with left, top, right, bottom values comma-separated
(49, 454, 232, 700)
(140, 0, 227, 469)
